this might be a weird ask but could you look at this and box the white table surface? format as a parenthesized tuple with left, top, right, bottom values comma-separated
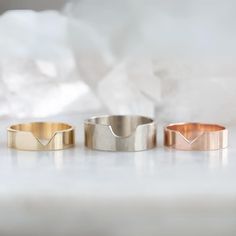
(0, 114, 235, 236)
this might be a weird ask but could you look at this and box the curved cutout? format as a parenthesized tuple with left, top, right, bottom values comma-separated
(87, 115, 154, 137)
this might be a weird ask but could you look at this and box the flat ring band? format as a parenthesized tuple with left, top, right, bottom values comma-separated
(84, 115, 156, 151)
(164, 122, 228, 151)
(8, 122, 75, 151)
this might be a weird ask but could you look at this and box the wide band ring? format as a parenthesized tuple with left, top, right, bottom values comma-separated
(8, 122, 75, 151)
(164, 122, 228, 151)
(84, 115, 156, 151)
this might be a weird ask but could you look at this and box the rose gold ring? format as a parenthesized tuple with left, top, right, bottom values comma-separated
(164, 123, 228, 151)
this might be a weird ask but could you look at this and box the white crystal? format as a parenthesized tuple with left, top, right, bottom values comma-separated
(0, 10, 101, 118)
(1, 2, 236, 124)
(97, 62, 156, 117)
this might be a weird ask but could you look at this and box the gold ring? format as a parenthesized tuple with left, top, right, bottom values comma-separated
(84, 115, 156, 151)
(164, 122, 228, 151)
(8, 122, 75, 151)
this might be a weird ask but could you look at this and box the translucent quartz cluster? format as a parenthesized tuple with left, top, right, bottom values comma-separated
(0, 0, 236, 124)
(0, 10, 101, 118)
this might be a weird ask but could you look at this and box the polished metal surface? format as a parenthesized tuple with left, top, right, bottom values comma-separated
(164, 122, 228, 150)
(8, 122, 75, 151)
(84, 115, 156, 151)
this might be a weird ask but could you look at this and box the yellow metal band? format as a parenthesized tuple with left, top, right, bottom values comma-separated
(8, 122, 75, 151)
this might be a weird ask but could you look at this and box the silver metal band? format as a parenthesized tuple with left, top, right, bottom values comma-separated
(84, 115, 156, 151)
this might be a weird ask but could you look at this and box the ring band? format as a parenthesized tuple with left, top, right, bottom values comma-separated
(164, 122, 228, 151)
(8, 122, 75, 151)
(84, 115, 156, 151)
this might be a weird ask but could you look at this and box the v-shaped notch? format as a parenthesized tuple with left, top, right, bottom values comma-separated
(33, 132, 57, 146)
(178, 131, 205, 144)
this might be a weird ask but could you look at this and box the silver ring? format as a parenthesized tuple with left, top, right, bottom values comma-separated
(84, 115, 156, 151)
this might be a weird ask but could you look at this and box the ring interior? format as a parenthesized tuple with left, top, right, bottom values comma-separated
(10, 123, 71, 140)
(88, 116, 153, 137)
(167, 123, 225, 140)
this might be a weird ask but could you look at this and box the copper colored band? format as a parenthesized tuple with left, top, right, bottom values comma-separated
(164, 123, 228, 151)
